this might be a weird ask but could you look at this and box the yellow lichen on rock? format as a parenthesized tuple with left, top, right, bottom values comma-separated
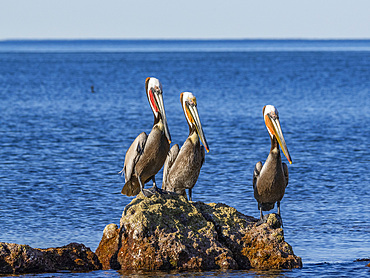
(96, 194, 302, 271)
(241, 214, 302, 269)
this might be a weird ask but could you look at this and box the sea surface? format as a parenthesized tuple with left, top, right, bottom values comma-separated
(0, 40, 369, 277)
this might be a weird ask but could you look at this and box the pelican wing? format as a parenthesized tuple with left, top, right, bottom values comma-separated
(123, 132, 147, 182)
(253, 161, 263, 190)
(200, 145, 205, 166)
(282, 162, 289, 188)
(162, 144, 180, 191)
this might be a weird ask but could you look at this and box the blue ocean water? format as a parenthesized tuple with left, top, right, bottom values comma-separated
(0, 40, 369, 277)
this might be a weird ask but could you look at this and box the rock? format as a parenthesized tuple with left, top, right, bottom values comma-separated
(96, 193, 302, 271)
(94, 224, 121, 270)
(0, 242, 101, 275)
(241, 214, 300, 269)
(354, 258, 370, 267)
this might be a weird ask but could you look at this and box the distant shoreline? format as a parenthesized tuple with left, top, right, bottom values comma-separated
(1, 39, 369, 53)
(1, 38, 370, 42)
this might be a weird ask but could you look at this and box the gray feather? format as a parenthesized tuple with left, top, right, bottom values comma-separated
(162, 144, 180, 190)
(253, 161, 263, 190)
(123, 132, 147, 183)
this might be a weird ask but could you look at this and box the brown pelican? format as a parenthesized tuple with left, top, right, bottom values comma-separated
(162, 92, 209, 201)
(120, 77, 171, 197)
(253, 105, 292, 221)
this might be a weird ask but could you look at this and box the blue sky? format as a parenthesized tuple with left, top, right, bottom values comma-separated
(0, 0, 369, 40)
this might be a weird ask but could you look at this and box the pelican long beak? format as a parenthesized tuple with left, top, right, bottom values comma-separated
(156, 92, 171, 143)
(267, 114, 292, 164)
(188, 104, 209, 153)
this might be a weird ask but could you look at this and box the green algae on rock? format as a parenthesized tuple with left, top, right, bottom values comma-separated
(96, 193, 302, 271)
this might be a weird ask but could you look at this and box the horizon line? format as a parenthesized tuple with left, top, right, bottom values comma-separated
(1, 38, 370, 42)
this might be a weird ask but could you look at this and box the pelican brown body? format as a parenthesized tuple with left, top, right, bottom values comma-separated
(253, 105, 292, 220)
(121, 77, 171, 197)
(162, 92, 209, 201)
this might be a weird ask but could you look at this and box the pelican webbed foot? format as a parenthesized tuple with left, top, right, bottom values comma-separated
(142, 184, 162, 197)
(142, 176, 172, 197)
(256, 213, 283, 228)
(142, 184, 176, 197)
(256, 214, 269, 226)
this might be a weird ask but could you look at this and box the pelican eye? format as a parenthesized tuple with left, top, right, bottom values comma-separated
(269, 112, 278, 120)
(187, 97, 197, 106)
(153, 87, 162, 94)
(192, 97, 197, 106)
